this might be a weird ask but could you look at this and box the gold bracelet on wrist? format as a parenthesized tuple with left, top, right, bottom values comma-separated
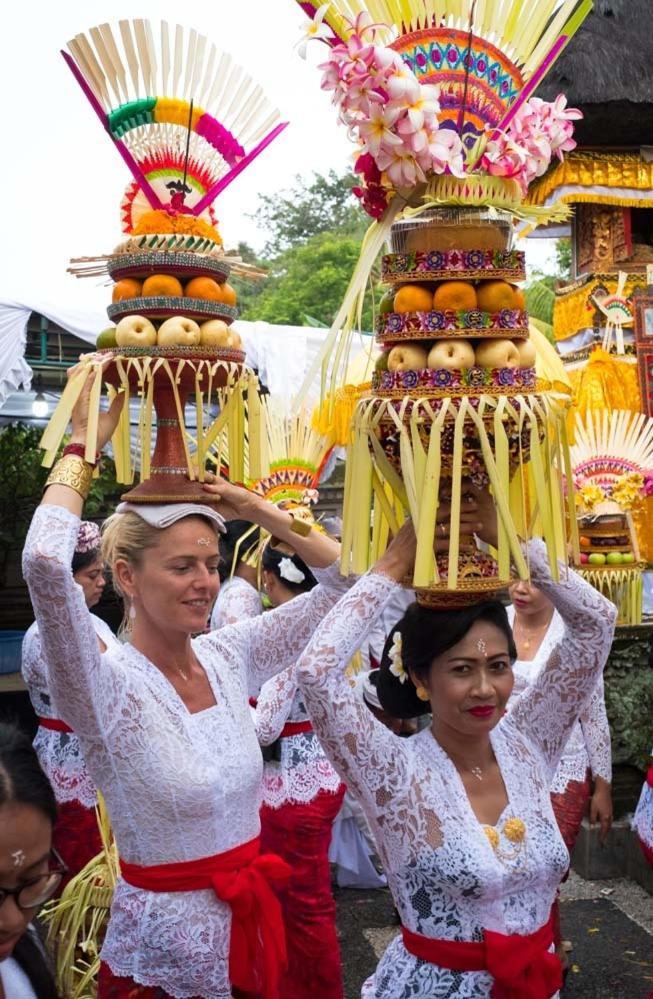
(289, 513, 312, 538)
(45, 454, 94, 501)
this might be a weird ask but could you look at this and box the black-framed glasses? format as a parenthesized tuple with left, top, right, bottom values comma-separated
(0, 848, 68, 910)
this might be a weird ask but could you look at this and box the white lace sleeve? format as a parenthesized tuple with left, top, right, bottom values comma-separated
(508, 540, 617, 781)
(22, 505, 126, 740)
(210, 578, 262, 630)
(296, 571, 410, 818)
(21, 624, 46, 698)
(205, 560, 354, 692)
(253, 667, 296, 745)
(580, 675, 612, 783)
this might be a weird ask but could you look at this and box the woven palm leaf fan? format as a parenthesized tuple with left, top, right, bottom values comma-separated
(569, 408, 653, 624)
(63, 20, 287, 236)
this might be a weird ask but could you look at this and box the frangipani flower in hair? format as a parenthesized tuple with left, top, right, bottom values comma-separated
(279, 557, 306, 584)
(388, 631, 407, 683)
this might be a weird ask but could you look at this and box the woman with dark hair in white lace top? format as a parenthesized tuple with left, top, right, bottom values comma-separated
(295, 495, 616, 999)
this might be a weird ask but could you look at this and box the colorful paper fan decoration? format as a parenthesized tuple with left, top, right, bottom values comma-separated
(291, 0, 592, 605)
(63, 21, 287, 237)
(40, 21, 285, 504)
(569, 409, 653, 625)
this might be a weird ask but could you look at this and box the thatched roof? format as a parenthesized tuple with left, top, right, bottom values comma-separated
(535, 0, 653, 145)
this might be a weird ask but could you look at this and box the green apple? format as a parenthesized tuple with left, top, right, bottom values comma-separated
(379, 290, 396, 315)
(96, 326, 117, 348)
(588, 552, 606, 566)
(375, 350, 391, 372)
(606, 552, 624, 565)
(622, 552, 635, 564)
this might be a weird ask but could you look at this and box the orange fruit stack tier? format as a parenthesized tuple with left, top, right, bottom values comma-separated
(102, 214, 243, 357)
(362, 213, 555, 605)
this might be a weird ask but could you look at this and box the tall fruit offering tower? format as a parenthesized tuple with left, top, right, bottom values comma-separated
(296, 0, 592, 603)
(41, 19, 287, 503)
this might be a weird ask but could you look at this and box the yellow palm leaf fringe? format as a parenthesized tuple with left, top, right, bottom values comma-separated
(576, 567, 644, 626)
(341, 391, 571, 590)
(42, 795, 117, 999)
(39, 353, 246, 485)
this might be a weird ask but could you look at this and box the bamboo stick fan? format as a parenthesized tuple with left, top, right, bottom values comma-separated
(570, 409, 653, 490)
(63, 20, 288, 232)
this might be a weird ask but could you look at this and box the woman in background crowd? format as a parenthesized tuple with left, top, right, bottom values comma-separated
(22, 521, 119, 884)
(507, 578, 613, 963)
(252, 543, 346, 999)
(0, 722, 63, 998)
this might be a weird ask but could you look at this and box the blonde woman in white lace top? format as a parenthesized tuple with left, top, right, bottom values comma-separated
(295, 497, 617, 999)
(22, 366, 349, 999)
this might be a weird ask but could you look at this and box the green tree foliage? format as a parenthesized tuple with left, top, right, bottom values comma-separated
(254, 170, 368, 257)
(251, 231, 375, 329)
(0, 423, 121, 585)
(236, 170, 374, 327)
(524, 237, 573, 343)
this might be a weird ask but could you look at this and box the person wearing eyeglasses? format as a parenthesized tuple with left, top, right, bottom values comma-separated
(0, 722, 66, 999)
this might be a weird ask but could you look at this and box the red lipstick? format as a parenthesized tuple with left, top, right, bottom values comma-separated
(468, 705, 495, 718)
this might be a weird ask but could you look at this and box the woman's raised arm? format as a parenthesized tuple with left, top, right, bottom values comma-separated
(508, 540, 617, 780)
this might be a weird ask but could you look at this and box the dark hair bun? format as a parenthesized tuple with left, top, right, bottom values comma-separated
(218, 520, 261, 581)
(376, 600, 515, 720)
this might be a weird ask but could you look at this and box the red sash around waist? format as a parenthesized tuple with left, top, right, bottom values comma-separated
(402, 915, 561, 999)
(38, 717, 73, 734)
(279, 719, 313, 738)
(120, 836, 290, 999)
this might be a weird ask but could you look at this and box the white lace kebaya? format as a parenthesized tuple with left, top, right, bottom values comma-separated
(22, 615, 119, 808)
(632, 748, 653, 862)
(22, 504, 352, 999)
(210, 575, 263, 630)
(212, 579, 344, 808)
(506, 606, 612, 793)
(255, 666, 344, 809)
(296, 540, 616, 998)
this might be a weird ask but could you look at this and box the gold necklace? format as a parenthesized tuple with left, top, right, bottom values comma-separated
(515, 617, 551, 651)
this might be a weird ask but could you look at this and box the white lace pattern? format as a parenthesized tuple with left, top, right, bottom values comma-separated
(22, 504, 352, 999)
(507, 606, 612, 792)
(22, 615, 119, 808)
(296, 540, 616, 997)
(254, 667, 344, 808)
(632, 748, 653, 855)
(210, 576, 262, 630)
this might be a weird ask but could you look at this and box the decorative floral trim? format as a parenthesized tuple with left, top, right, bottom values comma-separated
(382, 248, 526, 283)
(107, 297, 238, 324)
(388, 631, 407, 683)
(108, 251, 231, 283)
(372, 365, 536, 396)
(377, 308, 529, 339)
(98, 345, 244, 361)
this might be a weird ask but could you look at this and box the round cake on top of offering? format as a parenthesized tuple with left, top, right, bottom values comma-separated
(41, 19, 288, 499)
(295, 0, 590, 605)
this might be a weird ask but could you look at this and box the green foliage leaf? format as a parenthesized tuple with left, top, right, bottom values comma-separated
(0, 423, 121, 583)
(252, 170, 367, 257)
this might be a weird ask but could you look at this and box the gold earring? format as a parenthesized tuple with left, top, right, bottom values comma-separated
(416, 686, 430, 702)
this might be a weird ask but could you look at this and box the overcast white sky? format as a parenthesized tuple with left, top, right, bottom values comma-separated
(0, 0, 556, 313)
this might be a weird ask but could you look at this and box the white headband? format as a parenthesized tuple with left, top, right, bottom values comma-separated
(116, 502, 226, 534)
